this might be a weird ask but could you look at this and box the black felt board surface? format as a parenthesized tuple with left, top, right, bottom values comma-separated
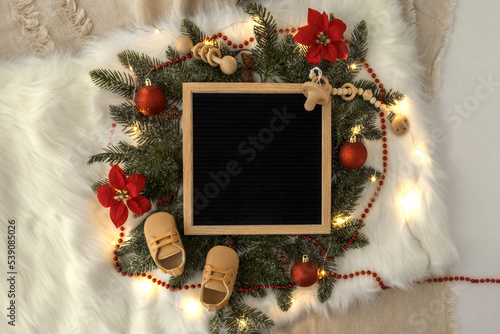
(191, 93, 323, 226)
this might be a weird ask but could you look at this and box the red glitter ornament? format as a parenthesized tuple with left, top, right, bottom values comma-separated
(290, 255, 318, 287)
(134, 78, 166, 116)
(339, 141, 367, 170)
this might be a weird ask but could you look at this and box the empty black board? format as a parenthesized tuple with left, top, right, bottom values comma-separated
(192, 93, 322, 226)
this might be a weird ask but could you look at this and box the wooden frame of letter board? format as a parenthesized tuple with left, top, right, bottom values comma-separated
(183, 83, 331, 235)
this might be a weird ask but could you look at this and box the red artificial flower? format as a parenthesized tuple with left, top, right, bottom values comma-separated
(293, 8, 349, 65)
(97, 165, 151, 228)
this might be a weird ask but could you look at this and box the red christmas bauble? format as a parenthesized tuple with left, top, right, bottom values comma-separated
(134, 83, 166, 116)
(339, 141, 367, 170)
(290, 255, 318, 287)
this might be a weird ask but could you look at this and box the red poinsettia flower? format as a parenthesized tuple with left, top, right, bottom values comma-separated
(97, 165, 151, 228)
(293, 8, 349, 65)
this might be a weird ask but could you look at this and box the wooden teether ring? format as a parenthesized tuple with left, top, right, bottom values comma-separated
(192, 43, 204, 60)
(207, 47, 222, 67)
(341, 83, 357, 101)
(200, 44, 213, 63)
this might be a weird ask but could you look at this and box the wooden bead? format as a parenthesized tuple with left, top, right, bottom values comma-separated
(369, 97, 377, 104)
(342, 88, 348, 95)
(358, 88, 364, 95)
(363, 90, 373, 100)
(391, 115, 409, 136)
(331, 88, 337, 95)
(220, 56, 237, 74)
(380, 104, 387, 111)
(374, 100, 382, 108)
(175, 35, 193, 55)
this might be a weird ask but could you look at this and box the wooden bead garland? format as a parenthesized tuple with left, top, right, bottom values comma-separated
(175, 35, 237, 75)
(326, 83, 409, 136)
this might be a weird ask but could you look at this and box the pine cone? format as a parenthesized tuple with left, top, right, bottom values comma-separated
(157, 191, 177, 207)
(240, 68, 254, 82)
(222, 236, 236, 250)
(241, 53, 255, 70)
(158, 105, 182, 120)
(276, 250, 291, 269)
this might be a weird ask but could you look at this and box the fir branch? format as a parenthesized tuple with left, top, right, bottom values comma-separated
(348, 20, 368, 60)
(224, 303, 274, 334)
(117, 50, 162, 76)
(275, 35, 310, 83)
(117, 218, 157, 273)
(328, 219, 367, 256)
(332, 167, 378, 213)
(165, 46, 180, 62)
(87, 141, 139, 165)
(323, 60, 356, 87)
(318, 276, 335, 303)
(189, 62, 240, 83)
(89, 69, 137, 99)
(244, 3, 279, 81)
(382, 89, 405, 106)
(274, 287, 294, 311)
(210, 310, 224, 334)
(152, 62, 196, 104)
(180, 19, 208, 44)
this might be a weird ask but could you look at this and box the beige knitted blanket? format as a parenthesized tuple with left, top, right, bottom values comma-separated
(0, 1, 455, 333)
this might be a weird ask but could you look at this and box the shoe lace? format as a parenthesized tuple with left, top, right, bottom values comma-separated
(150, 230, 179, 252)
(204, 266, 232, 284)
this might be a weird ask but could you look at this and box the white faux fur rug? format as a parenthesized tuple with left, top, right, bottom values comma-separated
(0, 0, 457, 332)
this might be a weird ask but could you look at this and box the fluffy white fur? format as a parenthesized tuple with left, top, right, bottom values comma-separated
(0, 0, 457, 332)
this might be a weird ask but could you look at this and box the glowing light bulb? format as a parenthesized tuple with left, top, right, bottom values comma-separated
(133, 126, 138, 132)
(137, 279, 153, 295)
(154, 29, 160, 34)
(129, 65, 133, 71)
(352, 124, 363, 135)
(350, 63, 357, 70)
(370, 175, 377, 182)
(291, 298, 295, 303)
(204, 40, 210, 45)
(112, 241, 116, 245)
(400, 189, 421, 219)
(411, 146, 430, 165)
(332, 215, 347, 227)
(184, 300, 201, 316)
(238, 318, 248, 331)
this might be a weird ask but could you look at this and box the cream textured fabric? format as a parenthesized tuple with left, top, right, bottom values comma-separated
(273, 283, 455, 334)
(0, 0, 456, 333)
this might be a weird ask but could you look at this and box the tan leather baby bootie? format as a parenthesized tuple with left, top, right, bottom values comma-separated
(200, 246, 239, 311)
(144, 212, 185, 276)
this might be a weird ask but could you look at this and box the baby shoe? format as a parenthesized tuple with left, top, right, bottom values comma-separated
(200, 245, 239, 311)
(144, 212, 185, 276)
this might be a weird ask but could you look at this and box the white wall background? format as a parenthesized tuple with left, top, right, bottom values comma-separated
(437, 1, 500, 333)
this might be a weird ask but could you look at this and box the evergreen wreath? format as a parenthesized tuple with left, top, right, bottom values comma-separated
(88, 3, 403, 333)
